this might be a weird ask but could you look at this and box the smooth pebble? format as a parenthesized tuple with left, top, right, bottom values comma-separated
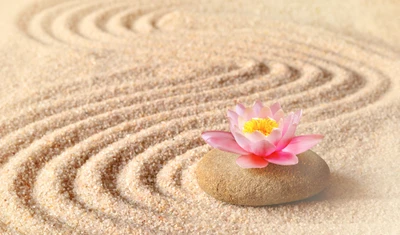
(196, 149, 330, 206)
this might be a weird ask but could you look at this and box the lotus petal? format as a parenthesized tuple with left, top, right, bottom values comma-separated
(270, 102, 281, 114)
(276, 123, 298, 151)
(265, 128, 282, 145)
(283, 134, 323, 154)
(249, 140, 276, 156)
(293, 109, 302, 124)
(252, 100, 264, 115)
(281, 112, 294, 136)
(236, 116, 247, 130)
(266, 151, 298, 165)
(201, 131, 248, 154)
(231, 129, 253, 152)
(236, 154, 269, 168)
(227, 110, 239, 125)
(235, 103, 246, 115)
(258, 106, 273, 119)
(244, 131, 267, 142)
(243, 107, 256, 121)
(273, 109, 285, 121)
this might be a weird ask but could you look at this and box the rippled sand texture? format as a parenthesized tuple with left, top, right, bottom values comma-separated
(1, 0, 400, 234)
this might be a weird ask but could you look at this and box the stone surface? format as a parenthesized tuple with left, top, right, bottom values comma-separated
(196, 149, 330, 206)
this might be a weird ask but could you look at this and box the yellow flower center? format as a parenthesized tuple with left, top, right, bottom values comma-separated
(243, 118, 278, 136)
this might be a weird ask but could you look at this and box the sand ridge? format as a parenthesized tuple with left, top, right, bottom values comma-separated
(0, 0, 400, 234)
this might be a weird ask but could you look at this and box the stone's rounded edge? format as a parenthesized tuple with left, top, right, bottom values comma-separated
(195, 149, 234, 204)
(195, 149, 330, 206)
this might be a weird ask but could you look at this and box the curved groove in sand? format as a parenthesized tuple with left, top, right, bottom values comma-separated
(0, 60, 279, 173)
(33, 108, 229, 233)
(0, 54, 350, 231)
(0, 62, 251, 137)
(65, 71, 379, 231)
(3, 5, 397, 232)
(58, 59, 390, 232)
(81, 5, 130, 40)
(17, 0, 178, 46)
(155, 146, 209, 199)
(130, 9, 174, 33)
(25, 1, 75, 44)
(50, 3, 108, 44)
(16, 0, 399, 68)
(0, 56, 336, 178)
(105, 8, 147, 36)
(16, 0, 69, 44)
(0, 61, 287, 233)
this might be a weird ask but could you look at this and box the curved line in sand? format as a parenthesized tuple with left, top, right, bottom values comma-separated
(0, 55, 345, 188)
(2, 66, 378, 233)
(4, 5, 397, 232)
(17, 0, 179, 46)
(8, 19, 394, 127)
(83, 4, 133, 39)
(16, 0, 399, 63)
(0, 70, 390, 233)
(0, 62, 251, 137)
(0, 53, 388, 175)
(0, 61, 285, 233)
(54, 63, 390, 233)
(0, 54, 350, 232)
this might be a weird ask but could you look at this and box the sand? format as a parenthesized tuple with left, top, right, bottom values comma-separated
(0, 0, 399, 234)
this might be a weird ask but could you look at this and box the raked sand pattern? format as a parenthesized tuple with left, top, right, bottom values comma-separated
(1, 0, 400, 234)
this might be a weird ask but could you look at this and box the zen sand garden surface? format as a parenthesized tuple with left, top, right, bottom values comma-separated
(0, 0, 400, 234)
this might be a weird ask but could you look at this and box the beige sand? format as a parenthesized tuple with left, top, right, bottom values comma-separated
(0, 0, 399, 234)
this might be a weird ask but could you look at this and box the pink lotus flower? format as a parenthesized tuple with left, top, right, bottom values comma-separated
(201, 101, 323, 168)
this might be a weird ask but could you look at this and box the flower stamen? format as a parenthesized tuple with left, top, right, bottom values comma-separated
(243, 118, 278, 136)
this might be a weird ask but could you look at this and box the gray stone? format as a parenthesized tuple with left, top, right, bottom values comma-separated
(196, 149, 330, 206)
